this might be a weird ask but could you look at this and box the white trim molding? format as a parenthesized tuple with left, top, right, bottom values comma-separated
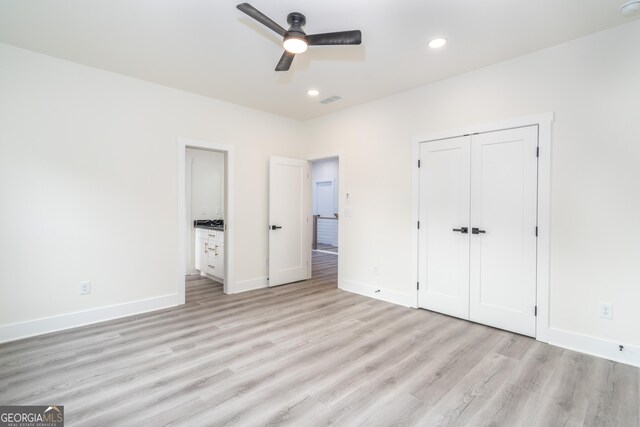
(411, 112, 554, 342)
(341, 280, 414, 308)
(0, 294, 180, 344)
(549, 328, 640, 368)
(178, 137, 236, 296)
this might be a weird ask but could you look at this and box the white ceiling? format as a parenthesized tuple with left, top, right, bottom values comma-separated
(0, 0, 635, 120)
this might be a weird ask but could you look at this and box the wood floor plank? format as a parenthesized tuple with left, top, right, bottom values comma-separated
(417, 352, 518, 426)
(0, 251, 637, 426)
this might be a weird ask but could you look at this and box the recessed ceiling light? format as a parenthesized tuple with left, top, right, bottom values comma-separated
(620, 0, 640, 16)
(428, 38, 447, 49)
(307, 89, 320, 97)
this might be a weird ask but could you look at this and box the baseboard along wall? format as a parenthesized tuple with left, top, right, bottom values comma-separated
(0, 294, 181, 344)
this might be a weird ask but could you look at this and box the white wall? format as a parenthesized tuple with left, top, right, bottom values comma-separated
(0, 42, 303, 336)
(303, 21, 640, 351)
(312, 158, 339, 246)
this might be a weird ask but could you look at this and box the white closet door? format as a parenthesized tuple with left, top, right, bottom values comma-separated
(469, 126, 538, 337)
(418, 136, 471, 319)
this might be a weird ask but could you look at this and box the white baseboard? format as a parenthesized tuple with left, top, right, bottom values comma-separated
(0, 294, 181, 344)
(340, 279, 414, 308)
(233, 277, 268, 293)
(549, 328, 640, 368)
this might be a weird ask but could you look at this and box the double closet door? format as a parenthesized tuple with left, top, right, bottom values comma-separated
(418, 126, 538, 337)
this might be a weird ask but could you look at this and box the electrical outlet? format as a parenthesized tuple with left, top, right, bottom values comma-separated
(599, 303, 613, 320)
(201, 207, 207, 215)
(80, 281, 91, 295)
(373, 265, 379, 275)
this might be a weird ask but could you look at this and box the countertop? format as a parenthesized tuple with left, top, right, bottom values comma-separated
(195, 225, 224, 231)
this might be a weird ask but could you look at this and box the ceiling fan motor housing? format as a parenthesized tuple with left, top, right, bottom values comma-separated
(286, 12, 307, 40)
(286, 12, 306, 30)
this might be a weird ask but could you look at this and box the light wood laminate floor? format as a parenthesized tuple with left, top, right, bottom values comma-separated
(1, 252, 638, 426)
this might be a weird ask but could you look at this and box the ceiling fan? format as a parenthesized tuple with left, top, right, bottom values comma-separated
(236, 3, 362, 71)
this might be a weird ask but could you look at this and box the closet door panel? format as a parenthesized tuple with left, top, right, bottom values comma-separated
(469, 126, 538, 337)
(418, 136, 471, 320)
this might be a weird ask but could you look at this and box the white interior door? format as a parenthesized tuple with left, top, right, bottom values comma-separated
(418, 136, 471, 319)
(269, 156, 310, 287)
(469, 126, 538, 337)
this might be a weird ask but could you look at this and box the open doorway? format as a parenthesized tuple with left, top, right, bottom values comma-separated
(310, 157, 339, 280)
(185, 148, 226, 293)
(178, 137, 235, 304)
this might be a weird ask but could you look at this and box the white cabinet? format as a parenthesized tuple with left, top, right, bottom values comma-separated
(195, 228, 224, 280)
(211, 236, 224, 277)
(195, 228, 207, 272)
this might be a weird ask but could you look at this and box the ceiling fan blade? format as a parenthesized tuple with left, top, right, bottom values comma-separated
(237, 3, 286, 37)
(307, 30, 362, 46)
(275, 51, 295, 71)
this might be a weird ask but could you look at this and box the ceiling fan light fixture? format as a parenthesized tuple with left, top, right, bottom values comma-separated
(236, 3, 362, 71)
(283, 36, 308, 54)
(428, 37, 447, 49)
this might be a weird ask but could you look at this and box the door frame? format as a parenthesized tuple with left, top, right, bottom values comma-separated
(307, 152, 343, 286)
(178, 137, 236, 299)
(411, 112, 553, 343)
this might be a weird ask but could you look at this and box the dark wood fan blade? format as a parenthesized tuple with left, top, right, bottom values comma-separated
(237, 3, 286, 37)
(275, 51, 295, 71)
(308, 30, 362, 45)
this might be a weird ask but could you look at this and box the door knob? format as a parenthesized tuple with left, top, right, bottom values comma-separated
(270, 225, 283, 230)
(452, 227, 469, 234)
(472, 227, 486, 234)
